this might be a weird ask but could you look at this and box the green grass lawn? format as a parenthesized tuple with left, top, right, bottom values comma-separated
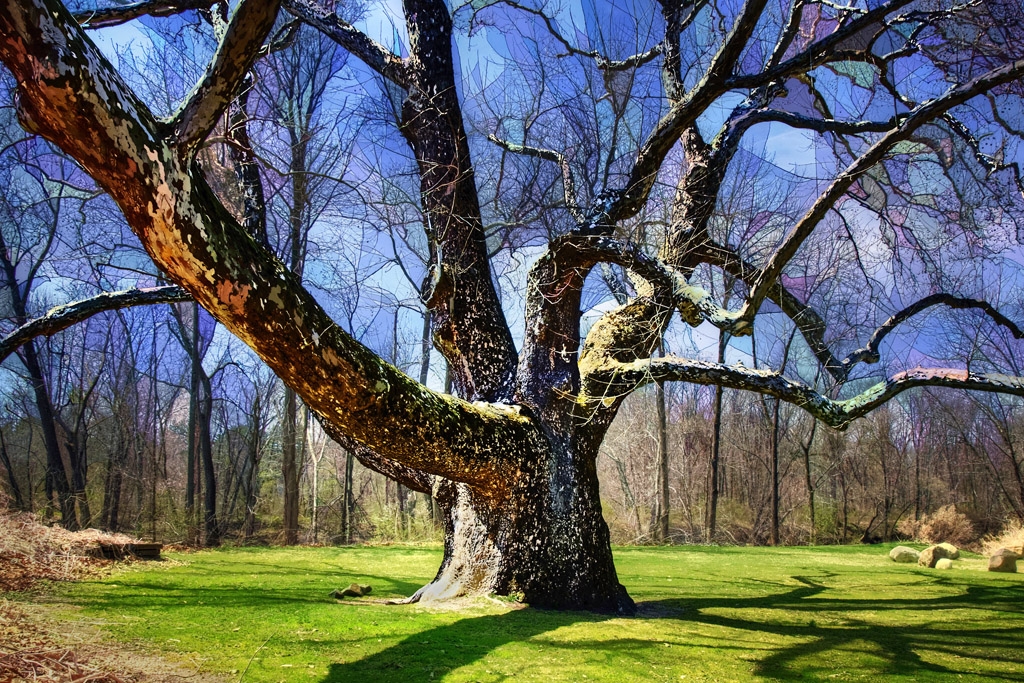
(28, 544, 1024, 682)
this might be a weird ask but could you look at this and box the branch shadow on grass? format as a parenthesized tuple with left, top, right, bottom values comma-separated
(320, 573, 1024, 682)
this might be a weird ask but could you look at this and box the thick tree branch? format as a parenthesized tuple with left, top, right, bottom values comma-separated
(320, 422, 433, 494)
(169, 0, 281, 156)
(606, 0, 771, 222)
(72, 0, 215, 28)
(0, 286, 191, 363)
(552, 235, 739, 328)
(744, 109, 904, 135)
(0, 0, 534, 497)
(402, 0, 518, 402)
(581, 356, 1024, 429)
(735, 57, 1024, 331)
(282, 0, 410, 88)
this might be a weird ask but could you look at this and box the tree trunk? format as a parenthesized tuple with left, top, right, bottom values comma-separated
(282, 385, 300, 545)
(769, 397, 780, 546)
(102, 440, 126, 531)
(706, 331, 727, 542)
(186, 302, 199, 541)
(22, 341, 77, 527)
(412, 433, 633, 613)
(0, 428, 24, 509)
(342, 449, 354, 544)
(243, 392, 261, 540)
(199, 373, 219, 546)
(654, 379, 670, 542)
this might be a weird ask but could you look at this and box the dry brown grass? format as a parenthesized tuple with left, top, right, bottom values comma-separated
(981, 518, 1024, 557)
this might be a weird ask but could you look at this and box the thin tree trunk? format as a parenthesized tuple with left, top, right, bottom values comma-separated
(23, 340, 77, 527)
(654, 379, 669, 542)
(282, 385, 299, 544)
(769, 396, 780, 546)
(199, 373, 219, 546)
(801, 419, 818, 544)
(186, 302, 199, 542)
(706, 331, 727, 542)
(0, 428, 24, 509)
(342, 450, 354, 544)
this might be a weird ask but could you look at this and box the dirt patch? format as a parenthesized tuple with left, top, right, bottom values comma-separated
(1, 598, 227, 682)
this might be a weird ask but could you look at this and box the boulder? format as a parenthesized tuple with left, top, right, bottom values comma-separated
(889, 546, 920, 563)
(330, 583, 373, 599)
(935, 558, 954, 570)
(918, 544, 953, 568)
(988, 548, 1019, 573)
(937, 542, 960, 560)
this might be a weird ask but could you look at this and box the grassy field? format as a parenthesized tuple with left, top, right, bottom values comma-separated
(25, 544, 1024, 682)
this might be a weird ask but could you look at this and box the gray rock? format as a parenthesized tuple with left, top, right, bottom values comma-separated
(889, 546, 920, 563)
(935, 558, 954, 570)
(918, 544, 953, 568)
(988, 548, 1019, 573)
(937, 542, 960, 560)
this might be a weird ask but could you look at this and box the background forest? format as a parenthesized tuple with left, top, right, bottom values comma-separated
(1, 0, 1023, 552)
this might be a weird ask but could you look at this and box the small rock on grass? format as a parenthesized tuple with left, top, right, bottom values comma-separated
(889, 546, 920, 563)
(935, 558, 954, 570)
(988, 548, 1019, 573)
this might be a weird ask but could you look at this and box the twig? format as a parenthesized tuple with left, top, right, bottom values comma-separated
(238, 633, 273, 682)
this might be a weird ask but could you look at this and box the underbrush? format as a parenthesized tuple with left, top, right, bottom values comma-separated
(0, 507, 137, 592)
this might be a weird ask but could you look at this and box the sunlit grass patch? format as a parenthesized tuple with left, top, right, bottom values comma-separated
(19, 543, 1024, 682)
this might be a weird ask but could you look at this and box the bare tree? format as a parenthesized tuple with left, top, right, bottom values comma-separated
(2, 0, 1024, 612)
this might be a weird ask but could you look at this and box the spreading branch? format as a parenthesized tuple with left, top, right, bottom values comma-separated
(842, 294, 1024, 369)
(72, 0, 215, 28)
(0, 286, 191, 363)
(0, 0, 535, 497)
(282, 0, 410, 87)
(582, 356, 1024, 429)
(612, 0, 915, 222)
(486, 0, 663, 71)
(736, 57, 1024, 330)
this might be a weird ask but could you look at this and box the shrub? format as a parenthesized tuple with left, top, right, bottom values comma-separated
(916, 505, 978, 549)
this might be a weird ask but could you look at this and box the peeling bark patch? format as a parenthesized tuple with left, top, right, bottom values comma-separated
(216, 279, 250, 314)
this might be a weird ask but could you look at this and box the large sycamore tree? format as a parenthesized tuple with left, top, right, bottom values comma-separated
(2, 0, 1024, 612)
